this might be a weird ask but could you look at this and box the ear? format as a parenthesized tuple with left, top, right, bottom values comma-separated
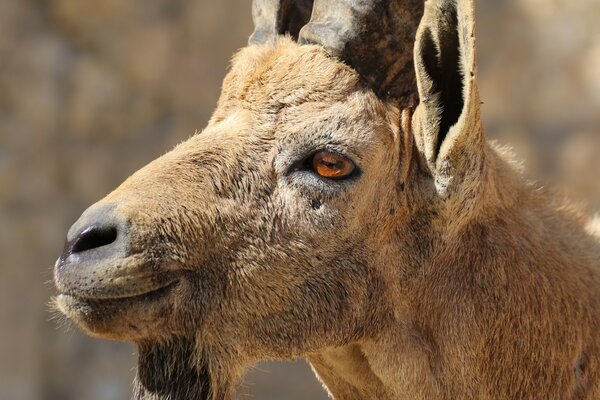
(412, 0, 484, 196)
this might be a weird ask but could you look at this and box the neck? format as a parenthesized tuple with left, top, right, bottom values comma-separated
(133, 338, 212, 400)
(308, 334, 441, 400)
(308, 344, 393, 399)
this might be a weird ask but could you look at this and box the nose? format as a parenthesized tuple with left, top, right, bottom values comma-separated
(67, 225, 118, 254)
(60, 203, 126, 264)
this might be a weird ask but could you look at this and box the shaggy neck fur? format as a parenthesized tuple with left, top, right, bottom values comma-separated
(133, 338, 215, 400)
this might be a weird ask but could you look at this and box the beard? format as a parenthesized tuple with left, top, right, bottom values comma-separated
(133, 337, 216, 400)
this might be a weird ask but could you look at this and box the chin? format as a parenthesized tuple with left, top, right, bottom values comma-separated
(55, 281, 180, 341)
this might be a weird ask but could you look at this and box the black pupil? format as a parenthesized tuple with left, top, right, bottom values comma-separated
(321, 159, 343, 170)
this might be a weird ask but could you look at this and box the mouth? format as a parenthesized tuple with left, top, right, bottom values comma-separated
(55, 277, 182, 340)
(57, 278, 180, 304)
(54, 248, 183, 298)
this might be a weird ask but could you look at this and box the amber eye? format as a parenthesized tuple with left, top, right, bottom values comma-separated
(311, 151, 355, 180)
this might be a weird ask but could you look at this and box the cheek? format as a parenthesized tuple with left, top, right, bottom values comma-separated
(238, 252, 374, 355)
(268, 186, 370, 258)
(347, 167, 399, 228)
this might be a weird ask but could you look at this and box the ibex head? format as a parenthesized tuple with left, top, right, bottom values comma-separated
(54, 0, 497, 398)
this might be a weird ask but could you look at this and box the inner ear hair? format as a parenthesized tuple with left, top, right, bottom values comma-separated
(399, 107, 418, 191)
(418, 2, 465, 156)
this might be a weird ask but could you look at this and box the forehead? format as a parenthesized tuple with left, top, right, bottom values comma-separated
(213, 38, 395, 144)
(226, 38, 360, 107)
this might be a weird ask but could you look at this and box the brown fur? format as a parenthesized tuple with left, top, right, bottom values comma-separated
(54, 1, 600, 399)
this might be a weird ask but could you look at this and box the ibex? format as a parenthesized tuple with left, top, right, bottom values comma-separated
(53, 0, 600, 398)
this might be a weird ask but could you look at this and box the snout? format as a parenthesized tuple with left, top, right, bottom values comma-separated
(54, 202, 178, 301)
(60, 203, 125, 269)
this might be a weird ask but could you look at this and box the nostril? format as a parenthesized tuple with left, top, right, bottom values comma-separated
(71, 225, 118, 254)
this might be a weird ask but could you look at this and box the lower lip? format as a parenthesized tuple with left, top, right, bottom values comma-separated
(59, 280, 180, 304)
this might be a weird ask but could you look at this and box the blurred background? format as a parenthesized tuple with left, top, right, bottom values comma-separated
(0, 0, 598, 399)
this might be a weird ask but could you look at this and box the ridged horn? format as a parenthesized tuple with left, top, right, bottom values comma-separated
(298, 0, 424, 104)
(250, 0, 314, 44)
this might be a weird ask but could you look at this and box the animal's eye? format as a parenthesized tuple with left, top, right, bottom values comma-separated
(310, 151, 355, 180)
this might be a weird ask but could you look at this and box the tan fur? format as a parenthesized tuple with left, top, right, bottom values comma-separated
(588, 216, 600, 239)
(54, 1, 600, 399)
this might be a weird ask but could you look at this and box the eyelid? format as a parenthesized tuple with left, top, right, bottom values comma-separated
(292, 151, 361, 184)
(277, 142, 362, 178)
(306, 147, 359, 168)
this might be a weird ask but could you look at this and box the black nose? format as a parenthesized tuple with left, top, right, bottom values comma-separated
(68, 225, 118, 254)
(60, 203, 126, 264)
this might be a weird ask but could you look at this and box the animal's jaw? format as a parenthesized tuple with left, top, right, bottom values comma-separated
(54, 276, 185, 341)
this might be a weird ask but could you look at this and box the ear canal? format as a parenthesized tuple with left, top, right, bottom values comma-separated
(413, 0, 483, 190)
(418, 5, 464, 156)
(249, 0, 314, 45)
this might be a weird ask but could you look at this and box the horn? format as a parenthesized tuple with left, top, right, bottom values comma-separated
(250, 0, 314, 44)
(298, 0, 424, 105)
